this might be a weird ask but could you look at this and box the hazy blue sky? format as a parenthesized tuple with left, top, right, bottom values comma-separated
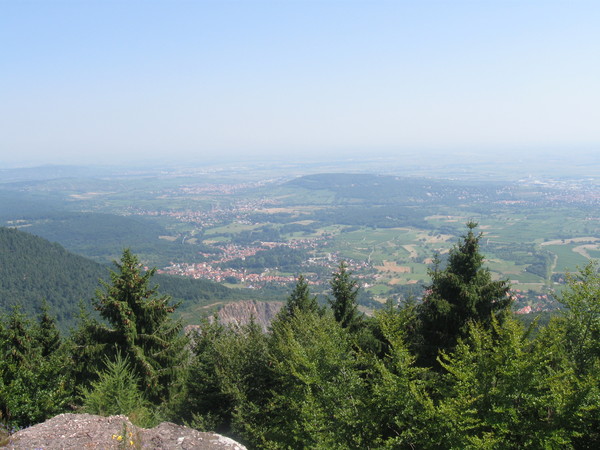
(2, 0, 599, 166)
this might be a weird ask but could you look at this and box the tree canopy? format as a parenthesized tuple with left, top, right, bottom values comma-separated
(328, 261, 362, 330)
(417, 222, 512, 367)
(74, 249, 187, 404)
(280, 274, 319, 319)
(2, 235, 599, 449)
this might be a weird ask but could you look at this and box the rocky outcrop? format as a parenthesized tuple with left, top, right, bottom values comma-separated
(188, 299, 282, 333)
(216, 299, 283, 331)
(5, 413, 247, 449)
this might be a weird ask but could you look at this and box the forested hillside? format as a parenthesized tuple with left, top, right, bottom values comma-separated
(0, 186, 216, 266)
(0, 227, 253, 330)
(1, 223, 597, 448)
(0, 226, 106, 327)
(281, 173, 505, 206)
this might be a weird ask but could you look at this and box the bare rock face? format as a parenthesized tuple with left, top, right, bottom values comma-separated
(217, 299, 283, 331)
(208, 300, 284, 332)
(5, 413, 247, 449)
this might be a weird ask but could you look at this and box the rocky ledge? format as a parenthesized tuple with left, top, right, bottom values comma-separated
(4, 413, 246, 449)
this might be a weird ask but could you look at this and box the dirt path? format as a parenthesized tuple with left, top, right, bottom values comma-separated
(573, 244, 599, 259)
(549, 253, 558, 275)
(541, 237, 600, 246)
(402, 244, 418, 259)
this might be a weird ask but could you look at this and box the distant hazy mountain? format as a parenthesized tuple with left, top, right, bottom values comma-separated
(0, 164, 116, 183)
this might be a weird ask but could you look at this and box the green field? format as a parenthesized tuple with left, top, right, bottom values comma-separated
(205, 222, 264, 235)
(544, 244, 590, 273)
(2, 167, 599, 309)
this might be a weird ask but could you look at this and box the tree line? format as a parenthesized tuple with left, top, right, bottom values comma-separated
(1, 223, 598, 448)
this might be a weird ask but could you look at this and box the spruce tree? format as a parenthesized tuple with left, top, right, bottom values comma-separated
(329, 261, 362, 330)
(2, 306, 32, 368)
(281, 274, 319, 319)
(0, 306, 73, 428)
(417, 222, 511, 367)
(74, 249, 187, 404)
(34, 300, 61, 357)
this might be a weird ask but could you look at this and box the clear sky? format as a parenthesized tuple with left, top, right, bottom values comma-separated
(2, 0, 599, 167)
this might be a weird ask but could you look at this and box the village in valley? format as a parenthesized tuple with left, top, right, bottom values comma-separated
(108, 171, 600, 315)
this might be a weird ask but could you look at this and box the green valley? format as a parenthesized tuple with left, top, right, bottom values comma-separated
(2, 163, 599, 319)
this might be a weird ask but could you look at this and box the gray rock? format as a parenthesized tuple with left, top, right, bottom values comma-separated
(5, 413, 247, 449)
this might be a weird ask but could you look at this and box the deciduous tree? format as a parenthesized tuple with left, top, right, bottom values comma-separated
(436, 317, 581, 448)
(556, 261, 600, 375)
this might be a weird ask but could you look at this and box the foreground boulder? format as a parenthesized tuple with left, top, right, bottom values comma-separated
(5, 413, 246, 449)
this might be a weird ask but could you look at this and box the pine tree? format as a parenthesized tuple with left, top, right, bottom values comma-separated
(74, 249, 187, 404)
(329, 261, 362, 330)
(0, 306, 73, 428)
(281, 274, 319, 319)
(417, 222, 511, 367)
(34, 300, 61, 357)
(81, 351, 153, 427)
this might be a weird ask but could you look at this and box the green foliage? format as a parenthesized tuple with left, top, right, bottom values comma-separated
(361, 307, 436, 448)
(550, 262, 600, 447)
(435, 317, 586, 448)
(183, 319, 234, 431)
(184, 319, 272, 445)
(266, 309, 368, 449)
(328, 261, 362, 330)
(35, 300, 61, 356)
(557, 261, 600, 375)
(417, 222, 512, 367)
(1, 226, 600, 447)
(74, 249, 187, 405)
(0, 226, 110, 330)
(365, 297, 420, 359)
(281, 274, 320, 319)
(0, 307, 74, 429)
(80, 351, 155, 428)
(22, 211, 217, 266)
(0, 226, 253, 331)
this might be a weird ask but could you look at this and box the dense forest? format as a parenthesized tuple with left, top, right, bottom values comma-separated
(1, 223, 598, 448)
(0, 227, 256, 331)
(0, 226, 107, 327)
(282, 173, 506, 206)
(12, 212, 218, 267)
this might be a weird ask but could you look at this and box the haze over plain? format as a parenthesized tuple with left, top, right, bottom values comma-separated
(2, 0, 599, 167)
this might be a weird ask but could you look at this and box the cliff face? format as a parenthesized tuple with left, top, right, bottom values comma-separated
(216, 300, 284, 332)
